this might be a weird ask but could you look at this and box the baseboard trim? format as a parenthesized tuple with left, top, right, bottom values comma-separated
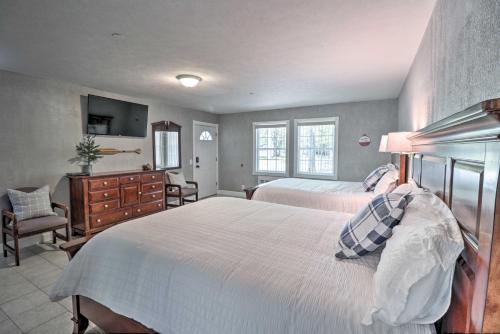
(216, 190, 245, 198)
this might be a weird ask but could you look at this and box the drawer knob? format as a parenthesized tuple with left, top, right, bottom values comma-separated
(152, 185, 156, 189)
(139, 191, 142, 195)
(104, 193, 109, 197)
(129, 177, 134, 181)
(157, 203, 161, 207)
(152, 194, 156, 198)
(104, 181, 108, 186)
(124, 212, 129, 216)
(152, 176, 156, 179)
(137, 209, 141, 212)
(97, 219, 101, 223)
(104, 204, 109, 208)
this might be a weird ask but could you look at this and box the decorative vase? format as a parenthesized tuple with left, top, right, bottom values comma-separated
(81, 164, 93, 176)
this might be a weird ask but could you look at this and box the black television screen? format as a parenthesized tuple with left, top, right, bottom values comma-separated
(86, 95, 148, 137)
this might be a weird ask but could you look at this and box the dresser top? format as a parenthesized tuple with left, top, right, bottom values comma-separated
(67, 169, 165, 179)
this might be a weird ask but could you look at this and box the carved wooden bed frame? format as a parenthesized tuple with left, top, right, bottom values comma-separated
(61, 98, 500, 333)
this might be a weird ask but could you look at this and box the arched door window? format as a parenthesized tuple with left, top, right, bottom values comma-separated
(199, 131, 213, 141)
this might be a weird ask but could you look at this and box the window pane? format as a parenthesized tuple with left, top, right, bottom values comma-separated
(296, 121, 335, 176)
(154, 131, 179, 169)
(255, 125, 287, 173)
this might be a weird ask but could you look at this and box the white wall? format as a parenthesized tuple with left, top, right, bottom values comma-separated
(218, 99, 398, 191)
(0, 70, 217, 211)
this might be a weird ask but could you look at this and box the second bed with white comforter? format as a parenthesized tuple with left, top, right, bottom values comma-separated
(252, 178, 374, 213)
(50, 197, 431, 334)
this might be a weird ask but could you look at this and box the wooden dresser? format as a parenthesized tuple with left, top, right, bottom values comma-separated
(68, 170, 165, 236)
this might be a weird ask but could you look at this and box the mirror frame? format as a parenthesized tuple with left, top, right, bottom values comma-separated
(151, 121, 182, 170)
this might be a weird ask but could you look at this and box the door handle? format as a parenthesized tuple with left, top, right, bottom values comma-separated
(196, 165, 200, 168)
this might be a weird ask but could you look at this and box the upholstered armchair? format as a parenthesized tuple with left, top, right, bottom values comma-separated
(165, 173, 199, 208)
(2, 187, 70, 266)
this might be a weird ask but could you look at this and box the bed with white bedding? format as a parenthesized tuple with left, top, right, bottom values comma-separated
(50, 197, 431, 334)
(252, 178, 375, 213)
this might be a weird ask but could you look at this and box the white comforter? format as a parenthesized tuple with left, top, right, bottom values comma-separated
(253, 178, 374, 213)
(50, 198, 431, 334)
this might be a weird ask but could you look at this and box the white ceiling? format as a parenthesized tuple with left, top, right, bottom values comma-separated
(0, 0, 435, 113)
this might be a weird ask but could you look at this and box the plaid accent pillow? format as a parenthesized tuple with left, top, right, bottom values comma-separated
(362, 164, 395, 191)
(7, 185, 56, 221)
(335, 192, 410, 259)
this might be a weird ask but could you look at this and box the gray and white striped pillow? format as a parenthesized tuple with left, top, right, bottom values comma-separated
(335, 192, 411, 259)
(7, 185, 56, 221)
(362, 164, 396, 192)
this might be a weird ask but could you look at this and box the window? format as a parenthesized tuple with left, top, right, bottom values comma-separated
(253, 121, 289, 175)
(294, 117, 338, 179)
(199, 131, 213, 141)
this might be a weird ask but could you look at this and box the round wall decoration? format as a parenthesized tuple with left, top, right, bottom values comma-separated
(358, 134, 371, 147)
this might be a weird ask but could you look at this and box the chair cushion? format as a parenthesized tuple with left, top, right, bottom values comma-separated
(167, 187, 198, 197)
(16, 215, 67, 235)
(7, 185, 56, 221)
(166, 172, 188, 188)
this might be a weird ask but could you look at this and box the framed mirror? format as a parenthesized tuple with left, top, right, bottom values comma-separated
(152, 121, 181, 170)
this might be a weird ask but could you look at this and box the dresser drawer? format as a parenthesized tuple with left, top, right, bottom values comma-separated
(142, 182, 163, 194)
(120, 174, 141, 185)
(132, 200, 164, 217)
(88, 177, 119, 191)
(142, 173, 163, 184)
(141, 191, 162, 203)
(89, 199, 120, 214)
(90, 208, 132, 229)
(88, 188, 119, 203)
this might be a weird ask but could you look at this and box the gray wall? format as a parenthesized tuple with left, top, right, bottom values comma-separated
(0, 70, 217, 210)
(219, 100, 397, 191)
(398, 0, 500, 131)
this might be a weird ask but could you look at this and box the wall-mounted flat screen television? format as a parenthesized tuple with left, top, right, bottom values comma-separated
(86, 95, 148, 137)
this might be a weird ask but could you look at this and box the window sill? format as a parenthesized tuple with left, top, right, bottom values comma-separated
(252, 171, 289, 177)
(294, 173, 338, 181)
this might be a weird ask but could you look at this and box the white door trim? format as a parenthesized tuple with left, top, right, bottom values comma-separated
(193, 121, 219, 194)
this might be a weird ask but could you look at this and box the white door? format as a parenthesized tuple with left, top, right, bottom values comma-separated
(193, 122, 218, 198)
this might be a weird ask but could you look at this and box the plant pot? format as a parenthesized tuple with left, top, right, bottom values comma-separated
(81, 164, 93, 176)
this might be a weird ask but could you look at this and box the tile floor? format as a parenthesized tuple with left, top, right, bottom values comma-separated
(0, 241, 102, 334)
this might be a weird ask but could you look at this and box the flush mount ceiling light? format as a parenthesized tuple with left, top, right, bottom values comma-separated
(176, 74, 202, 88)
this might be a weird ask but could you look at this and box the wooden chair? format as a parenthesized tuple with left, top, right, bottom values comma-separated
(165, 174, 199, 208)
(2, 187, 70, 266)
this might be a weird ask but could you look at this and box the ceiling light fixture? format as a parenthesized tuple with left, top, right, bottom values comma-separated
(176, 74, 202, 88)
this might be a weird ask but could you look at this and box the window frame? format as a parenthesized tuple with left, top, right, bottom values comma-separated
(252, 120, 290, 177)
(293, 117, 339, 180)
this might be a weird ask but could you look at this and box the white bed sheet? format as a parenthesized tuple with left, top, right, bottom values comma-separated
(50, 197, 431, 334)
(253, 178, 374, 213)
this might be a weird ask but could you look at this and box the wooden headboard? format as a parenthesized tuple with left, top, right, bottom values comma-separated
(408, 98, 500, 333)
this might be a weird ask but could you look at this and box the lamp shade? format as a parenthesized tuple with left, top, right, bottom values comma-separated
(379, 135, 389, 152)
(386, 132, 414, 153)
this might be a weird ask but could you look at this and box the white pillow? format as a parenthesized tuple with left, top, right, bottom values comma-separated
(373, 166, 399, 195)
(363, 192, 464, 326)
(166, 172, 188, 188)
(391, 178, 420, 195)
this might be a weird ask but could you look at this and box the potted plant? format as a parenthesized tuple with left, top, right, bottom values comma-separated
(75, 135, 103, 175)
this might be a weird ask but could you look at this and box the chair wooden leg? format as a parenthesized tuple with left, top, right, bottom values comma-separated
(195, 193, 199, 201)
(14, 236, 20, 266)
(2, 231, 6, 257)
(65, 224, 70, 241)
(52, 231, 57, 244)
